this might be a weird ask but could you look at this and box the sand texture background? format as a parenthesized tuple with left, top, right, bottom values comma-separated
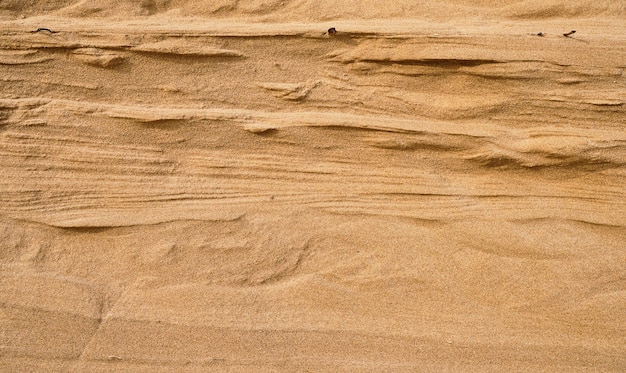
(1, 1, 625, 371)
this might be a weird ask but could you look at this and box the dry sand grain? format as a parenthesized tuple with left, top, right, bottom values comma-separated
(1, 1, 625, 371)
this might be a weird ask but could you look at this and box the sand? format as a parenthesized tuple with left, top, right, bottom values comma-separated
(1, 1, 625, 371)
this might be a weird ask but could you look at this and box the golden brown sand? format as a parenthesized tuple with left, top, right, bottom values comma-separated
(1, 1, 625, 371)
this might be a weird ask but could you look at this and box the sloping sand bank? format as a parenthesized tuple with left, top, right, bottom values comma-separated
(1, 1, 625, 371)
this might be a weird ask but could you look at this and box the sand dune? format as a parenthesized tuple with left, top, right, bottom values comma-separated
(1, 1, 625, 371)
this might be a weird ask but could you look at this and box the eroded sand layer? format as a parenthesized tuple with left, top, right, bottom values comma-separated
(1, 1, 625, 371)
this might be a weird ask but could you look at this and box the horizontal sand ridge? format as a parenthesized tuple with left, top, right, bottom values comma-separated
(3, 17, 626, 41)
(1, 0, 626, 20)
(1, 98, 624, 227)
(1, 5, 625, 372)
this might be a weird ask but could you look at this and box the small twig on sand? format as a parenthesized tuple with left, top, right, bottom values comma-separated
(32, 27, 59, 34)
(563, 30, 576, 37)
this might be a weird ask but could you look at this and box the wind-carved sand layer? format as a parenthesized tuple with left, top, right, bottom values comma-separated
(1, 1, 625, 371)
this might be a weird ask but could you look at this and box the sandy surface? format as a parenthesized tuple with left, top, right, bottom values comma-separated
(1, 1, 625, 371)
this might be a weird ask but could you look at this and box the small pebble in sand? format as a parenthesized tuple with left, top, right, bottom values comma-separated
(327, 27, 337, 35)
